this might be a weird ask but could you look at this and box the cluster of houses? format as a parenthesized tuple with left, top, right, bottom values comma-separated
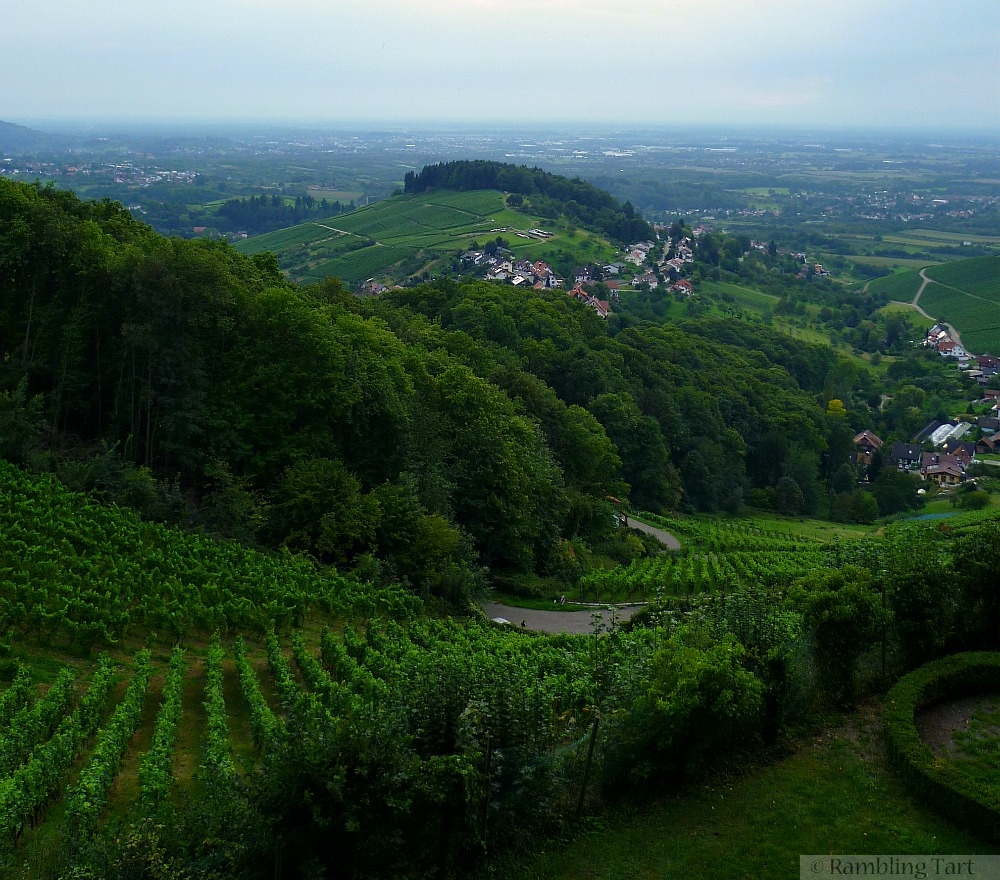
(457, 251, 618, 320)
(853, 397, 1000, 487)
(925, 323, 969, 359)
(921, 324, 1000, 390)
(921, 324, 1000, 384)
(566, 284, 612, 320)
(627, 236, 699, 295)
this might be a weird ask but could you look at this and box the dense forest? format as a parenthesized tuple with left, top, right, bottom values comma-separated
(216, 193, 344, 234)
(404, 160, 655, 245)
(0, 178, 852, 599)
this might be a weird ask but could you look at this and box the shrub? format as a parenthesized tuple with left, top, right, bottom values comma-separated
(883, 652, 1000, 841)
(601, 631, 764, 794)
(791, 566, 887, 707)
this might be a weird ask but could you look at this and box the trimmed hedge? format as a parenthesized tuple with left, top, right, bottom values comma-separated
(883, 652, 1000, 841)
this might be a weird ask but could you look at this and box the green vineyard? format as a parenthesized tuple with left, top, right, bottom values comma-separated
(577, 514, 834, 603)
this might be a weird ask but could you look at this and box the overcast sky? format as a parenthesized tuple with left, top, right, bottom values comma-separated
(3, 0, 998, 131)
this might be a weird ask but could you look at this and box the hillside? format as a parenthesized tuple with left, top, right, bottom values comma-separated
(5, 175, 1000, 878)
(921, 255, 1000, 354)
(0, 119, 63, 153)
(234, 187, 621, 285)
(868, 255, 1000, 354)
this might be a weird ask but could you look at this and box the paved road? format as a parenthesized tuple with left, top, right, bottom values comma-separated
(625, 516, 681, 550)
(483, 602, 643, 634)
(479, 520, 678, 635)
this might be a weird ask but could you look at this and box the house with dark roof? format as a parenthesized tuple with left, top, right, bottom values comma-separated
(889, 442, 922, 471)
(941, 438, 976, 463)
(854, 430, 883, 454)
(977, 354, 1000, 376)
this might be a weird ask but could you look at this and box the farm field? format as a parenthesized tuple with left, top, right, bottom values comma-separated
(235, 189, 620, 285)
(2, 467, 999, 875)
(700, 279, 780, 315)
(576, 513, 843, 604)
(919, 255, 1000, 353)
(866, 268, 925, 301)
(849, 254, 941, 269)
(892, 229, 1000, 248)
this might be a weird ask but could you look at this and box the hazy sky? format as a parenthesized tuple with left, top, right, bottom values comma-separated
(3, 0, 998, 130)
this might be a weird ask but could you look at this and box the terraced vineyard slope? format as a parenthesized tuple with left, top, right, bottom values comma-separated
(234, 188, 619, 285)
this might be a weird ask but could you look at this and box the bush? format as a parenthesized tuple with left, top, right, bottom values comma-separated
(883, 652, 1000, 841)
(791, 566, 887, 707)
(601, 631, 764, 794)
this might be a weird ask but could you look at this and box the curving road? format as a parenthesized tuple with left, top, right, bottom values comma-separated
(480, 519, 680, 634)
(625, 516, 681, 550)
(483, 601, 643, 635)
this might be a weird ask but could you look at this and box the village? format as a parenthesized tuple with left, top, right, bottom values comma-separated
(458, 227, 712, 321)
(854, 331, 1000, 489)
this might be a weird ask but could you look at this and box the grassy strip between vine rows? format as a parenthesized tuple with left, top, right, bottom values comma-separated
(138, 646, 186, 814)
(65, 650, 152, 834)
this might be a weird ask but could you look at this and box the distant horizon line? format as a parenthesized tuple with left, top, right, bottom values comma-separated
(7, 116, 1000, 141)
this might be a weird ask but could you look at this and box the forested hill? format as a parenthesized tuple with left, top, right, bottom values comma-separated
(404, 159, 655, 245)
(1, 177, 841, 600)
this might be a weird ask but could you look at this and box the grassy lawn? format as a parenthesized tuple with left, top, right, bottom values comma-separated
(487, 591, 595, 612)
(700, 279, 779, 316)
(877, 301, 935, 332)
(738, 510, 875, 542)
(497, 706, 993, 880)
(851, 255, 942, 269)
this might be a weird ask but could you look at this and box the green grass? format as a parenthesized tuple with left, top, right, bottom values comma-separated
(498, 709, 993, 880)
(700, 279, 779, 315)
(738, 511, 876, 542)
(488, 592, 593, 612)
(895, 229, 1000, 247)
(950, 697, 1000, 793)
(851, 255, 942, 269)
(877, 302, 935, 332)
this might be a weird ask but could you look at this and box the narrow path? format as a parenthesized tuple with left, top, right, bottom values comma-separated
(625, 516, 681, 550)
(480, 519, 677, 634)
(908, 268, 969, 353)
(312, 222, 384, 246)
(482, 602, 642, 635)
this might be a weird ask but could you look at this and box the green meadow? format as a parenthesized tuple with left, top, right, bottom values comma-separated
(497, 715, 993, 880)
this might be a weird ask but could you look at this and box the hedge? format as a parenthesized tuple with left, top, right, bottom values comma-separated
(883, 651, 1000, 841)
